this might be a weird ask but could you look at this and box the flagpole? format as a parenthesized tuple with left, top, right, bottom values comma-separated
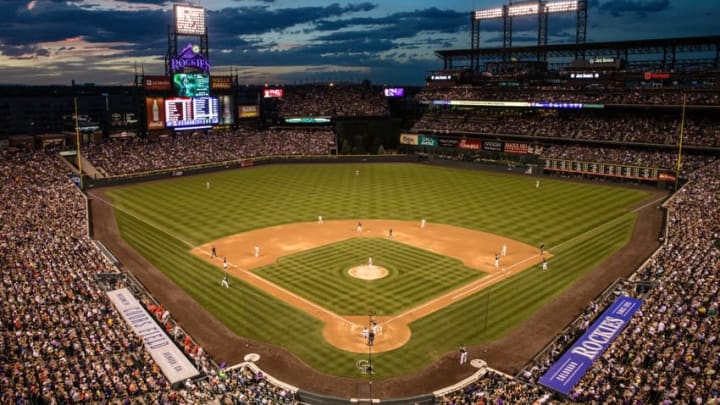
(674, 93, 687, 191)
(74, 97, 84, 190)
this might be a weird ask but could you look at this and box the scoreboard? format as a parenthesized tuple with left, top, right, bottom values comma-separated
(175, 5, 205, 36)
(165, 97, 219, 129)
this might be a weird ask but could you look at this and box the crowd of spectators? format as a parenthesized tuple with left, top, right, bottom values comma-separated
(280, 84, 389, 117)
(417, 86, 720, 106)
(411, 110, 720, 147)
(541, 144, 715, 172)
(436, 369, 551, 404)
(0, 150, 172, 403)
(82, 127, 335, 176)
(0, 149, 301, 404)
(569, 160, 720, 403)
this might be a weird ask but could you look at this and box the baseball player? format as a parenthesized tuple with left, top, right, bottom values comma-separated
(536, 180, 540, 188)
(459, 345, 468, 364)
(420, 218, 426, 229)
(223, 257, 228, 271)
(211, 246, 217, 259)
(361, 327, 369, 340)
(501, 243, 507, 257)
(388, 228, 393, 239)
(355, 169, 360, 176)
(206, 181, 210, 190)
(540, 243, 545, 256)
(254, 245, 260, 258)
(318, 215, 323, 224)
(368, 257, 373, 267)
(494, 254, 500, 269)
(221, 274, 229, 288)
(542, 258, 548, 271)
(357, 222, 362, 233)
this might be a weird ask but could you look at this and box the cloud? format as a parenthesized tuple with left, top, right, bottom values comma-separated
(597, 0, 670, 18)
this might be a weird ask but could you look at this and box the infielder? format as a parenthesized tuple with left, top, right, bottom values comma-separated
(388, 228, 393, 239)
(494, 254, 500, 269)
(223, 257, 228, 271)
(221, 274, 229, 288)
(254, 245, 260, 257)
(501, 243, 507, 257)
(420, 218, 426, 229)
(211, 246, 217, 259)
(459, 345, 468, 364)
(368, 257, 373, 267)
(357, 222, 363, 233)
(318, 215, 323, 224)
(542, 258, 548, 270)
(540, 243, 545, 256)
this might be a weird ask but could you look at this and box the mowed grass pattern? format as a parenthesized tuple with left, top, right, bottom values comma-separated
(255, 238, 483, 315)
(108, 163, 650, 378)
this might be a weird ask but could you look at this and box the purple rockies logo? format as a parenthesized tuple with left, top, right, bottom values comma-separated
(171, 43, 211, 72)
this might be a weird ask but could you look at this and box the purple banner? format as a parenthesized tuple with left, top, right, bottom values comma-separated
(538, 295, 643, 395)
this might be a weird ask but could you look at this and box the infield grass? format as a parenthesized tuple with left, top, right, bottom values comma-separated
(108, 163, 650, 378)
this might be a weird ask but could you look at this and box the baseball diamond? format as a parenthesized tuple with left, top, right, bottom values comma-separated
(91, 162, 664, 397)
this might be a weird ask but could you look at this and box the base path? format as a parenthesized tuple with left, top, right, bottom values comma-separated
(191, 220, 549, 353)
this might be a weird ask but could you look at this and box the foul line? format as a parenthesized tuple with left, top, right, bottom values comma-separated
(92, 194, 197, 249)
(196, 247, 356, 328)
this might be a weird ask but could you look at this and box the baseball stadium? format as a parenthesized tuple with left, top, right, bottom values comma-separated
(1, 1, 720, 404)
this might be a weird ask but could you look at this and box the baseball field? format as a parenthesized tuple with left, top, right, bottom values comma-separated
(100, 162, 651, 380)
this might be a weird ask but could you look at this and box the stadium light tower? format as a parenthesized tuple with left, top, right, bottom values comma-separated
(470, 0, 587, 69)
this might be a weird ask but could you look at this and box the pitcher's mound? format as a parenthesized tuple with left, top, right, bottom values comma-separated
(348, 265, 388, 280)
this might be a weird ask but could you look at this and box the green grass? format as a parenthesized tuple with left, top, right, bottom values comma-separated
(255, 237, 483, 315)
(108, 163, 650, 378)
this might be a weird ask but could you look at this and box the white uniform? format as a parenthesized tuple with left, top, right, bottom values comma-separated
(536, 180, 540, 188)
(318, 215, 323, 224)
(501, 244, 507, 257)
(542, 259, 548, 270)
(357, 222, 362, 233)
(420, 218, 426, 229)
(459, 346, 468, 364)
(368, 257, 373, 267)
(254, 246, 260, 257)
(494, 255, 499, 269)
(221, 276, 229, 288)
(206, 181, 210, 190)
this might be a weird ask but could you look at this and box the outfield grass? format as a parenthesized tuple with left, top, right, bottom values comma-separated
(108, 163, 649, 378)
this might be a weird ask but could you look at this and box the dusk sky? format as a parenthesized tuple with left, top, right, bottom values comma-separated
(1, 0, 718, 86)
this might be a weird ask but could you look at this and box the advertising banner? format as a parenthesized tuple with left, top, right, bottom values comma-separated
(239, 105, 259, 118)
(418, 135, 438, 147)
(218, 95, 234, 125)
(144, 76, 172, 92)
(107, 288, 199, 384)
(458, 139, 481, 150)
(482, 140, 503, 152)
(211, 76, 233, 91)
(437, 137, 459, 148)
(146, 97, 165, 130)
(400, 134, 419, 145)
(539, 295, 643, 395)
(504, 142, 529, 154)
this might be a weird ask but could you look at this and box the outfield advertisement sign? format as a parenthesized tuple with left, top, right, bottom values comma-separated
(482, 140, 503, 152)
(400, 134, 419, 145)
(539, 295, 642, 395)
(504, 142, 529, 154)
(437, 137, 459, 148)
(458, 139, 481, 150)
(418, 135, 438, 147)
(107, 288, 199, 384)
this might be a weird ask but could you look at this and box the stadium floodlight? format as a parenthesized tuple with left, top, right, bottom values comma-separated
(508, 3, 539, 17)
(174, 4, 205, 36)
(474, 7, 504, 20)
(546, 0, 578, 13)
